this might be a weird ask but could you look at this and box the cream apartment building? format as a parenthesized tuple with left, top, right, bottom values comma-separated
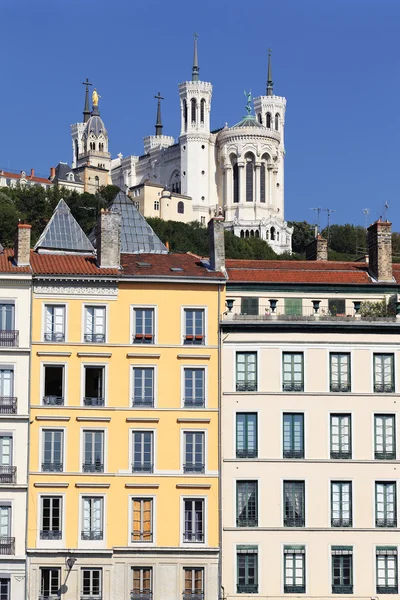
(220, 220, 400, 599)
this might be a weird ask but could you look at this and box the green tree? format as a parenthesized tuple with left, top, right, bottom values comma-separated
(288, 221, 315, 254)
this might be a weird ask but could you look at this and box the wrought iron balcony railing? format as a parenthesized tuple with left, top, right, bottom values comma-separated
(183, 334, 204, 345)
(377, 586, 398, 594)
(43, 395, 64, 406)
(376, 517, 397, 528)
(133, 333, 154, 344)
(84, 333, 105, 344)
(42, 462, 63, 473)
(375, 450, 396, 460)
(83, 397, 105, 407)
(44, 332, 65, 342)
(236, 517, 258, 527)
(183, 593, 204, 600)
(236, 449, 258, 458)
(81, 530, 103, 540)
(183, 531, 204, 543)
(82, 462, 104, 473)
(40, 530, 62, 540)
(374, 383, 395, 393)
(183, 463, 205, 474)
(0, 396, 17, 414)
(132, 462, 153, 473)
(283, 449, 304, 459)
(284, 585, 305, 594)
(131, 531, 153, 543)
(283, 382, 304, 392)
(0, 536, 15, 554)
(0, 330, 18, 347)
(183, 398, 205, 408)
(330, 451, 352, 460)
(132, 397, 154, 408)
(236, 584, 258, 594)
(330, 383, 351, 393)
(130, 592, 152, 600)
(80, 595, 103, 600)
(331, 517, 352, 527)
(332, 585, 353, 594)
(236, 382, 257, 392)
(284, 516, 305, 527)
(0, 465, 16, 484)
(39, 596, 62, 600)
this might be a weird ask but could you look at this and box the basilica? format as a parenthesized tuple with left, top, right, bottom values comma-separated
(62, 39, 293, 253)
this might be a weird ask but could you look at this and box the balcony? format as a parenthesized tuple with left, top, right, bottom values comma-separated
(0, 536, 15, 554)
(81, 530, 103, 540)
(236, 584, 258, 594)
(132, 397, 154, 408)
(183, 593, 204, 600)
(236, 449, 258, 459)
(374, 383, 395, 393)
(236, 517, 258, 527)
(330, 451, 352, 460)
(84, 333, 105, 344)
(44, 332, 65, 342)
(282, 382, 304, 392)
(283, 449, 304, 459)
(82, 462, 104, 473)
(0, 466, 16, 484)
(81, 596, 102, 600)
(131, 592, 152, 600)
(0, 396, 17, 414)
(377, 586, 398, 594)
(376, 518, 397, 528)
(183, 398, 205, 408)
(132, 462, 153, 473)
(330, 383, 351, 393)
(332, 585, 353, 594)
(43, 396, 64, 406)
(284, 516, 305, 527)
(40, 530, 62, 540)
(183, 463, 205, 474)
(0, 330, 18, 347)
(41, 462, 63, 473)
(39, 596, 61, 600)
(331, 518, 352, 527)
(83, 397, 105, 407)
(284, 585, 305, 594)
(183, 531, 204, 543)
(183, 335, 204, 346)
(133, 333, 154, 344)
(236, 382, 257, 392)
(375, 450, 396, 460)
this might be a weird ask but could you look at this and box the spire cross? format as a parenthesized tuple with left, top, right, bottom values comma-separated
(268, 47, 272, 56)
(193, 32, 199, 41)
(82, 78, 92, 89)
(82, 78, 92, 123)
(154, 92, 164, 136)
(154, 92, 164, 102)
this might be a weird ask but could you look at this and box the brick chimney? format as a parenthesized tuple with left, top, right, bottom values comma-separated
(367, 220, 392, 281)
(305, 235, 328, 261)
(96, 209, 121, 269)
(49, 167, 56, 180)
(30, 168, 35, 179)
(14, 224, 31, 266)
(208, 216, 225, 273)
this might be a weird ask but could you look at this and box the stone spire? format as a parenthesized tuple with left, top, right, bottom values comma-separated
(192, 33, 199, 82)
(266, 48, 274, 96)
(82, 78, 92, 123)
(154, 92, 164, 136)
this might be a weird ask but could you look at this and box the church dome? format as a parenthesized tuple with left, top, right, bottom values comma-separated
(84, 114, 107, 138)
(231, 115, 263, 129)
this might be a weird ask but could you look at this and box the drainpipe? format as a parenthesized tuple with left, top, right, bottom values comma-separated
(25, 272, 33, 599)
(218, 284, 223, 600)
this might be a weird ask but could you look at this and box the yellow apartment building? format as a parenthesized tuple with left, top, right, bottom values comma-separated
(26, 196, 225, 600)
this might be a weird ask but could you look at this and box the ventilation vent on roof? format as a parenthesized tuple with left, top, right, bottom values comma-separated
(170, 267, 183, 272)
(136, 261, 151, 267)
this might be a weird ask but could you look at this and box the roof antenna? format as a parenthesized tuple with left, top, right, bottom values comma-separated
(362, 208, 370, 230)
(323, 208, 337, 247)
(383, 201, 389, 221)
(310, 207, 323, 235)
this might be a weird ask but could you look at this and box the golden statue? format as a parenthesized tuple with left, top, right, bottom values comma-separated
(92, 88, 101, 107)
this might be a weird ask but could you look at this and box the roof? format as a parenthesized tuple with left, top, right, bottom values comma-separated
(0, 170, 51, 185)
(0, 249, 31, 274)
(84, 114, 107, 138)
(30, 251, 118, 276)
(120, 253, 224, 279)
(91, 191, 168, 255)
(54, 162, 82, 183)
(232, 115, 263, 129)
(34, 199, 94, 253)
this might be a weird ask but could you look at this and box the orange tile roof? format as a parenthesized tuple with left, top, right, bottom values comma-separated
(1, 171, 52, 185)
(120, 253, 224, 279)
(0, 249, 31, 273)
(30, 252, 119, 276)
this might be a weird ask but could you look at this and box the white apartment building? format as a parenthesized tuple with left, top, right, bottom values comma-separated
(0, 225, 32, 599)
(220, 220, 400, 599)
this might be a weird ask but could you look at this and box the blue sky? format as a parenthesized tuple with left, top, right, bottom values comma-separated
(1, 0, 400, 229)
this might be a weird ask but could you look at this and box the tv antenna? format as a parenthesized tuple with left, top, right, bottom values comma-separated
(310, 207, 323, 234)
(362, 208, 370, 230)
(383, 201, 389, 221)
(323, 208, 337, 245)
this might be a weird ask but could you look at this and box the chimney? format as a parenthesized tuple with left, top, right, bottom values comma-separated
(367, 219, 392, 281)
(305, 234, 328, 261)
(96, 209, 121, 269)
(208, 216, 225, 273)
(30, 168, 35, 179)
(50, 167, 56, 180)
(14, 224, 31, 266)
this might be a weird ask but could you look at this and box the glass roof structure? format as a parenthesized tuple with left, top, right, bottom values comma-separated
(34, 199, 94, 253)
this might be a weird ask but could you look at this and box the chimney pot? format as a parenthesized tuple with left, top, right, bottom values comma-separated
(305, 235, 328, 261)
(50, 167, 56, 179)
(30, 168, 34, 178)
(367, 220, 392, 281)
(96, 210, 121, 269)
(208, 216, 225, 273)
(14, 223, 31, 266)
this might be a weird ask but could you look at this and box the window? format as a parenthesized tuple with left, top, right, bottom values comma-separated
(332, 547, 353, 594)
(84, 306, 106, 343)
(40, 569, 60, 599)
(328, 298, 346, 315)
(275, 113, 280, 130)
(0, 505, 12, 553)
(237, 481, 258, 527)
(0, 304, 14, 332)
(184, 432, 205, 473)
(44, 305, 65, 342)
(233, 163, 239, 203)
(43, 364, 64, 405)
(374, 354, 395, 393)
(260, 163, 266, 203)
(266, 112, 271, 128)
(245, 154, 254, 202)
(40, 496, 62, 540)
(132, 498, 153, 542)
(236, 413, 257, 458)
(330, 353, 351, 392)
(132, 367, 154, 407)
(0, 580, 10, 600)
(282, 353, 304, 392)
(132, 431, 153, 473)
(330, 414, 351, 459)
(200, 99, 205, 123)
(191, 98, 197, 124)
(83, 430, 104, 472)
(237, 546, 258, 593)
(183, 499, 204, 543)
(183, 99, 188, 130)
(236, 352, 257, 392)
(184, 309, 205, 345)
(0, 369, 15, 414)
(178, 201, 185, 214)
(200, 216, 205, 225)
(284, 481, 305, 527)
(0, 435, 13, 484)
(331, 482, 352, 527)
(82, 569, 102, 599)
(153, 200, 159, 211)
(82, 496, 103, 540)
(376, 482, 396, 527)
(184, 568, 204, 600)
(83, 366, 105, 406)
(377, 548, 398, 594)
(133, 308, 154, 344)
(283, 413, 304, 459)
(131, 568, 152, 600)
(42, 430, 63, 472)
(284, 546, 305, 593)
(284, 298, 302, 316)
(184, 368, 205, 408)
(375, 415, 396, 460)
(241, 297, 259, 316)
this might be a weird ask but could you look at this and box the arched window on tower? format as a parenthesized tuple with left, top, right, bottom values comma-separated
(99, 142, 104, 152)
(75, 140, 79, 162)
(257, 113, 262, 124)
(183, 100, 188, 131)
(233, 162, 239, 204)
(190, 98, 197, 125)
(270, 227, 276, 241)
(266, 113, 271, 128)
(177, 201, 184, 214)
(200, 99, 205, 124)
(275, 113, 280, 131)
(260, 163, 266, 203)
(95, 175, 100, 191)
(245, 152, 255, 202)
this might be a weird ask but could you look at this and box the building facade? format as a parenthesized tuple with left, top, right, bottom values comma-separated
(220, 221, 400, 599)
(0, 168, 52, 190)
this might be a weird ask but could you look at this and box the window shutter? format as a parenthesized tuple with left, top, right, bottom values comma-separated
(0, 437, 11, 466)
(86, 308, 93, 334)
(83, 498, 90, 532)
(93, 498, 102, 531)
(54, 306, 64, 334)
(0, 506, 10, 536)
(143, 500, 151, 539)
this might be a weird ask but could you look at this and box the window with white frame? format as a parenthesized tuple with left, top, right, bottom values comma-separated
(40, 569, 60, 598)
(0, 304, 14, 331)
(236, 352, 257, 392)
(183, 432, 205, 473)
(376, 482, 396, 527)
(284, 546, 306, 593)
(330, 353, 351, 392)
(0, 435, 13, 485)
(0, 369, 14, 413)
(133, 308, 155, 344)
(40, 496, 62, 540)
(83, 366, 105, 407)
(84, 306, 106, 343)
(42, 430, 63, 472)
(0, 579, 10, 600)
(0, 504, 11, 552)
(374, 353, 394, 393)
(43, 364, 65, 406)
(282, 353, 304, 392)
(81, 496, 103, 540)
(44, 305, 65, 342)
(184, 309, 205, 345)
(132, 498, 153, 542)
(331, 481, 352, 527)
(375, 414, 396, 460)
(330, 414, 351, 459)
(132, 367, 154, 407)
(184, 368, 205, 408)
(83, 430, 104, 473)
(183, 498, 204, 543)
(153, 200, 159, 210)
(184, 568, 204, 600)
(131, 568, 152, 600)
(81, 568, 102, 599)
(132, 431, 153, 473)
(376, 547, 398, 594)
